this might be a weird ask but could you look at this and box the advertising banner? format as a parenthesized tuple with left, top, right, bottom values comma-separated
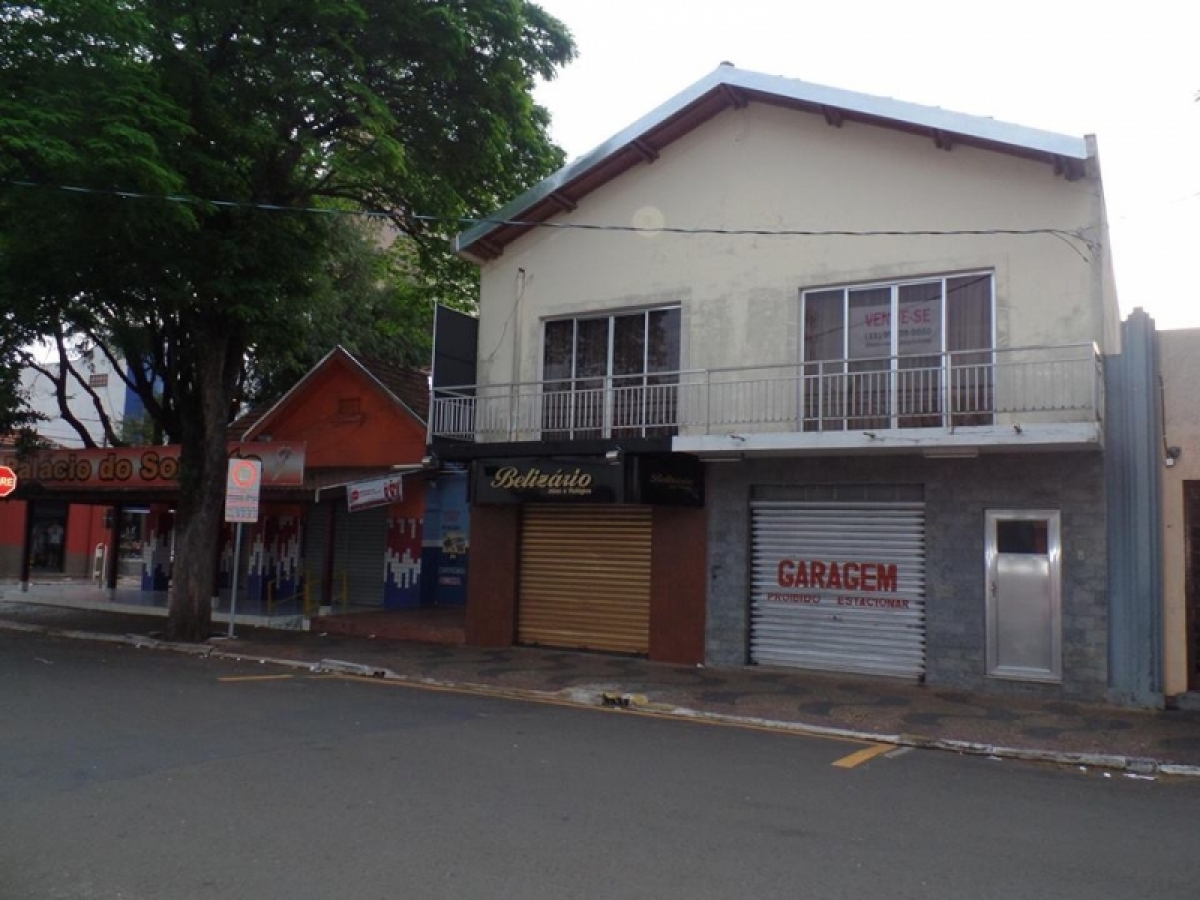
(347, 473, 405, 512)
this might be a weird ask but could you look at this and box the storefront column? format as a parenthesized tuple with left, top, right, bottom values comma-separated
(650, 506, 707, 664)
(465, 505, 520, 647)
(19, 499, 33, 591)
(107, 504, 122, 592)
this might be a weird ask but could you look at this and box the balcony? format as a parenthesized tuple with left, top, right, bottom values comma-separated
(430, 344, 1104, 455)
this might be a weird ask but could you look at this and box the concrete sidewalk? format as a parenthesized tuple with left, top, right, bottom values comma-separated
(4, 599, 1200, 778)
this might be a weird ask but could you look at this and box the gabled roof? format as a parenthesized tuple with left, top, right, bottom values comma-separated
(229, 346, 428, 443)
(455, 65, 1091, 261)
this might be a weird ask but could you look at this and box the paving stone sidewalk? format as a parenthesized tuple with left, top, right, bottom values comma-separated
(4, 600, 1200, 775)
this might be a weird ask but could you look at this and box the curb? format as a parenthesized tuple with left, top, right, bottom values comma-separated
(5, 618, 1200, 780)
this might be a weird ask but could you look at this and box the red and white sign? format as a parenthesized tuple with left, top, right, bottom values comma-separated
(346, 473, 404, 513)
(766, 558, 910, 609)
(0, 442, 305, 491)
(0, 465, 17, 498)
(224, 458, 262, 523)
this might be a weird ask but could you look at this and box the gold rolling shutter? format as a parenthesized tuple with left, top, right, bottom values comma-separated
(519, 505, 651, 654)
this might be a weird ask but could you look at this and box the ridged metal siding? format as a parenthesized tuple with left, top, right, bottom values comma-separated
(751, 500, 926, 678)
(518, 505, 651, 654)
(302, 503, 330, 603)
(340, 505, 387, 607)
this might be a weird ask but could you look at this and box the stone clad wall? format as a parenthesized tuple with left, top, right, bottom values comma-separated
(706, 453, 1109, 699)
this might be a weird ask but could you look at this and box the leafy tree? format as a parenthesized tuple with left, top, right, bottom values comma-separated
(0, 0, 574, 639)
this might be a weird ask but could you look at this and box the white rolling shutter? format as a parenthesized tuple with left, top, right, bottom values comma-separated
(751, 500, 926, 678)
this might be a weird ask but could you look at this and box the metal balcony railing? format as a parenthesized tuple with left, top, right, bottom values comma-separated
(429, 344, 1103, 443)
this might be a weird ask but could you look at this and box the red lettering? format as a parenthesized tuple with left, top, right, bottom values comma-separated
(777, 559, 795, 588)
(810, 561, 827, 588)
(779, 560, 902, 595)
(864, 311, 891, 328)
(843, 562, 860, 590)
(861, 564, 876, 591)
(795, 561, 809, 588)
(878, 564, 898, 593)
(827, 561, 842, 589)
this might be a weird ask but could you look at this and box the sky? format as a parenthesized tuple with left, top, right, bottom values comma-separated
(531, 0, 1200, 330)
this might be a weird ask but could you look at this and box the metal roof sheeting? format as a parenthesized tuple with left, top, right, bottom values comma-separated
(455, 66, 1091, 259)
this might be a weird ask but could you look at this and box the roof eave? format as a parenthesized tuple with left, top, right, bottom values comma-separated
(454, 66, 1092, 261)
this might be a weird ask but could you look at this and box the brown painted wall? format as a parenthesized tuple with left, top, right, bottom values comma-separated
(465, 505, 520, 647)
(650, 506, 707, 665)
(256, 359, 427, 468)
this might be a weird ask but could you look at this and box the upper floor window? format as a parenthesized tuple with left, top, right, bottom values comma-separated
(542, 307, 681, 439)
(88, 372, 109, 388)
(801, 273, 993, 429)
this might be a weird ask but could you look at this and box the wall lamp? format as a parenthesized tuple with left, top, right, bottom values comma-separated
(605, 448, 623, 465)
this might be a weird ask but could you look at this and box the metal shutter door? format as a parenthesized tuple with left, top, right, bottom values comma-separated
(519, 505, 651, 654)
(751, 500, 926, 678)
(303, 503, 330, 600)
(339, 505, 387, 607)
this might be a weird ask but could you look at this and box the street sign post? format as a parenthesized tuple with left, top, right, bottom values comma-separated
(224, 459, 262, 638)
(0, 465, 17, 498)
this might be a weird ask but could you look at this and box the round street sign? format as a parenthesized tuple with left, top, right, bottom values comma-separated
(229, 459, 260, 490)
(0, 465, 17, 498)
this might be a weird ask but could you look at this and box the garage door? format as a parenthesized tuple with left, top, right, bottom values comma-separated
(338, 505, 387, 607)
(751, 500, 926, 678)
(519, 505, 651, 654)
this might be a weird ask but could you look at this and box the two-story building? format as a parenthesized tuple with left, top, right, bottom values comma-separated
(430, 65, 1124, 700)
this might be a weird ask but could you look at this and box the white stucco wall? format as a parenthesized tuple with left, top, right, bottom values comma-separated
(474, 102, 1116, 395)
(1159, 328, 1200, 696)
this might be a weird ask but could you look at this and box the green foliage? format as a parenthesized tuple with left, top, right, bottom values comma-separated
(0, 0, 575, 434)
(0, 0, 575, 636)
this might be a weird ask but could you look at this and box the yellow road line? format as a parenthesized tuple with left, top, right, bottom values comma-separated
(315, 673, 871, 747)
(218, 674, 295, 683)
(831, 742, 894, 769)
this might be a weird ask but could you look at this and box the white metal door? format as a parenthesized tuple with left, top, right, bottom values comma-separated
(985, 510, 1061, 682)
(751, 500, 926, 678)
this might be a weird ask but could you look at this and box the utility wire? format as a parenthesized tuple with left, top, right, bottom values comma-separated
(0, 177, 1095, 259)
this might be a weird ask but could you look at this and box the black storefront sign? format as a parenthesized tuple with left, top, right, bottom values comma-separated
(473, 454, 706, 507)
(473, 458, 625, 505)
(633, 453, 704, 507)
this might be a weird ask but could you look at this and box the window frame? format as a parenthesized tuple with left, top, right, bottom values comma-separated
(539, 305, 682, 439)
(799, 271, 996, 363)
(799, 271, 997, 430)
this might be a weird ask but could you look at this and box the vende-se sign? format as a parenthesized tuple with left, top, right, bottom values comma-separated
(0, 465, 17, 498)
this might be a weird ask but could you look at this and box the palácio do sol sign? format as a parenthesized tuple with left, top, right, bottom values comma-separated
(0, 443, 306, 490)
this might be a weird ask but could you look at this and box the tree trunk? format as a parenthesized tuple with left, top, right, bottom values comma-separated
(166, 320, 242, 641)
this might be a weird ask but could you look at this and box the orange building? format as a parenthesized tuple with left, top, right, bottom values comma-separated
(1, 347, 468, 616)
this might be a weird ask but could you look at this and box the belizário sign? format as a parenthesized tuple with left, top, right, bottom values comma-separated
(0, 465, 16, 498)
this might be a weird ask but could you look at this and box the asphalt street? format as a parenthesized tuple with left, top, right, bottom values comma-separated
(2, 631, 1198, 900)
